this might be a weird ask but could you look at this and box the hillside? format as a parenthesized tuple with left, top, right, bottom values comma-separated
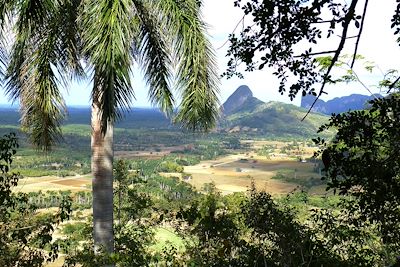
(221, 86, 332, 138)
(222, 101, 331, 138)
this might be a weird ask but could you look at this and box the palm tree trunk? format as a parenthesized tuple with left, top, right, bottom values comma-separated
(91, 100, 114, 254)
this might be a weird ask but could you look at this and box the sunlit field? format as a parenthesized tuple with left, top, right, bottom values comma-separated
(14, 175, 92, 193)
(184, 152, 322, 195)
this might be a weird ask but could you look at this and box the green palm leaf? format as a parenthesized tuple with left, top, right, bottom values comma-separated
(133, 0, 174, 115)
(81, 0, 134, 130)
(5, 0, 82, 150)
(158, 0, 220, 131)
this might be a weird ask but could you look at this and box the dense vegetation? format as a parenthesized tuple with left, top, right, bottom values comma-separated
(2, 103, 400, 266)
(0, 134, 72, 267)
(2, 0, 400, 265)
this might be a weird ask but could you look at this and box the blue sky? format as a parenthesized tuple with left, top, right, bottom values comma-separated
(1, 0, 399, 107)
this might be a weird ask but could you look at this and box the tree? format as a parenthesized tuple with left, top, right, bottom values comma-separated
(1, 0, 219, 256)
(226, 0, 400, 111)
(314, 94, 400, 247)
(225, 1, 400, 262)
(0, 133, 72, 266)
(113, 159, 129, 224)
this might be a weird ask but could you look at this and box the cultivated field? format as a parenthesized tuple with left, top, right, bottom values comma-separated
(184, 154, 320, 195)
(115, 144, 192, 159)
(13, 140, 323, 196)
(14, 174, 92, 193)
(184, 140, 322, 195)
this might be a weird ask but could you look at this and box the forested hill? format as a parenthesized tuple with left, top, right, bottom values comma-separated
(221, 85, 264, 115)
(221, 101, 332, 138)
(220, 86, 333, 138)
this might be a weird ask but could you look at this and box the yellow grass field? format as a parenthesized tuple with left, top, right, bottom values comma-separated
(14, 174, 92, 193)
(14, 141, 322, 196)
(184, 151, 321, 195)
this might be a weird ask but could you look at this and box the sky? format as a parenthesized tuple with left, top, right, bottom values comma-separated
(1, 0, 399, 107)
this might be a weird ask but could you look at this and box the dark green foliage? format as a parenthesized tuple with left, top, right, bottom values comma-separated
(171, 141, 227, 160)
(315, 94, 400, 248)
(177, 184, 245, 266)
(65, 161, 156, 266)
(0, 133, 72, 266)
(174, 181, 399, 266)
(114, 159, 130, 223)
(222, 136, 243, 149)
(309, 200, 384, 266)
(243, 186, 334, 267)
(62, 222, 92, 242)
(225, 0, 369, 101)
(64, 224, 154, 267)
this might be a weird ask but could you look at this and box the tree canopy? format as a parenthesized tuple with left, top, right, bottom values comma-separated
(0, 133, 72, 266)
(315, 94, 400, 245)
(227, 0, 400, 258)
(226, 0, 400, 109)
(0, 0, 220, 150)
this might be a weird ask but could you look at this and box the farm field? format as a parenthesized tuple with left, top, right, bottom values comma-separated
(14, 174, 92, 193)
(184, 152, 321, 195)
(115, 144, 192, 159)
(12, 140, 324, 195)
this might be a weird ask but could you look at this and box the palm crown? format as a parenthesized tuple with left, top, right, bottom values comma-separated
(1, 0, 219, 256)
(1, 0, 219, 150)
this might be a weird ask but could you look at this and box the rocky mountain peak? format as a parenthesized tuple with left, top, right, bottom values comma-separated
(222, 85, 258, 115)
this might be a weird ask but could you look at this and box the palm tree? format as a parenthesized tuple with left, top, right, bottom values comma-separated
(1, 0, 219, 254)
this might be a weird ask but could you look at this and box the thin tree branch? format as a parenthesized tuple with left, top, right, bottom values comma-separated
(302, 0, 359, 121)
(345, 63, 378, 99)
(294, 50, 337, 58)
(311, 19, 341, 24)
(351, 0, 369, 68)
(217, 15, 245, 50)
(344, 35, 358, 39)
(388, 75, 400, 92)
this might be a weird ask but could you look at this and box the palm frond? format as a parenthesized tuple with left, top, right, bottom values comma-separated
(0, 0, 14, 79)
(54, 0, 85, 82)
(5, 0, 75, 151)
(15, 0, 54, 33)
(0, 39, 5, 79)
(157, 0, 220, 131)
(132, 0, 174, 115)
(81, 0, 134, 131)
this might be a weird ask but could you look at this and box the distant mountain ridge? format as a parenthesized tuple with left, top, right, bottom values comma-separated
(0, 107, 172, 129)
(1, 85, 339, 138)
(301, 94, 382, 115)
